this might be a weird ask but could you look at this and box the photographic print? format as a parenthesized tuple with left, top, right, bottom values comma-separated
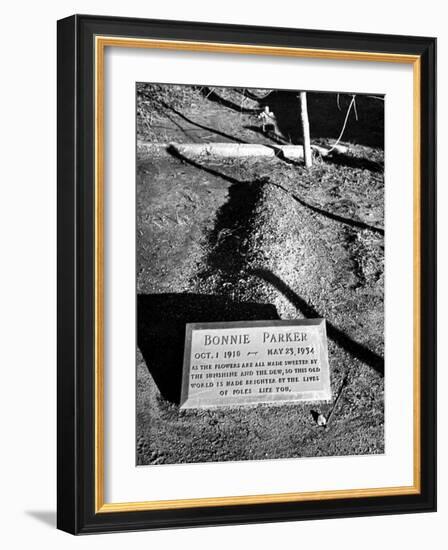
(136, 83, 385, 466)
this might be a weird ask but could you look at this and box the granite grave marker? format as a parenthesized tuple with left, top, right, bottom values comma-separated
(180, 319, 331, 409)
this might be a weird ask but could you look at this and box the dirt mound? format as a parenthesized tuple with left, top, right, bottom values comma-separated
(137, 154, 384, 465)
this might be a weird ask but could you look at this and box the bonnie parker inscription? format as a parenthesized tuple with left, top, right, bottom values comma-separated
(180, 320, 331, 409)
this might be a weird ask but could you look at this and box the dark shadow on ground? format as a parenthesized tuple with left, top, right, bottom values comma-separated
(258, 91, 384, 148)
(163, 102, 247, 144)
(243, 124, 290, 144)
(204, 178, 268, 277)
(168, 148, 383, 236)
(290, 191, 384, 235)
(159, 150, 384, 377)
(204, 89, 384, 148)
(244, 125, 384, 174)
(167, 145, 242, 185)
(161, 110, 202, 142)
(167, 146, 270, 277)
(306, 93, 384, 148)
(326, 152, 384, 173)
(138, 293, 279, 403)
(250, 268, 384, 376)
(265, 180, 384, 235)
(200, 87, 260, 114)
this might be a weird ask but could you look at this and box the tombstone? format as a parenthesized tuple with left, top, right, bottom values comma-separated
(180, 319, 332, 409)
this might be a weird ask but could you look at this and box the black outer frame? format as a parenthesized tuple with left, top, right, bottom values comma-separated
(57, 14, 436, 535)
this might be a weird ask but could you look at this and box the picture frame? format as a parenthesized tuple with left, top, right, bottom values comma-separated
(57, 14, 436, 534)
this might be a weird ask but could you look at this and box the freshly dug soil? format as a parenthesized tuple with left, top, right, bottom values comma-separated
(136, 152, 384, 465)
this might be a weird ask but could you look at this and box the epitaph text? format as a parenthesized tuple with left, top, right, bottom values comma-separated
(180, 320, 331, 409)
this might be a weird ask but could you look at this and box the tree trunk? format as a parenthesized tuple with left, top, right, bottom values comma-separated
(300, 91, 312, 168)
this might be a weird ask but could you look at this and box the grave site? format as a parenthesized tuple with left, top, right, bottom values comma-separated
(136, 85, 385, 465)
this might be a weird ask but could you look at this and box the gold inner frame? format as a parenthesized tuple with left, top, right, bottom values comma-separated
(94, 36, 421, 513)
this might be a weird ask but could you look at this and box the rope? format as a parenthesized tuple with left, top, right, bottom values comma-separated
(327, 94, 357, 154)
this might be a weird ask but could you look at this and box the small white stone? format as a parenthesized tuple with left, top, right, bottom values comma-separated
(317, 414, 327, 427)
